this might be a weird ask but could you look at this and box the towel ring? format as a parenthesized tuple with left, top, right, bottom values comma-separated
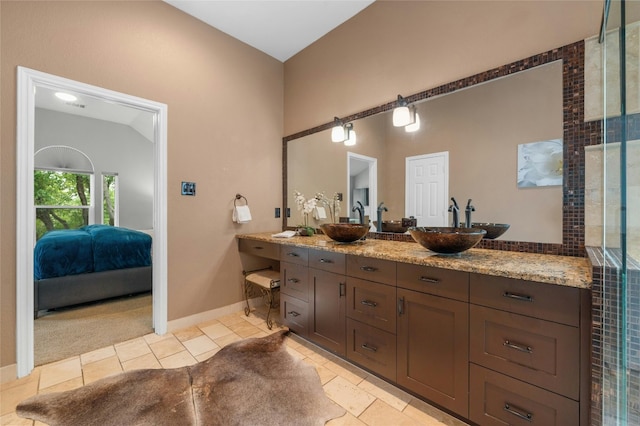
(234, 193, 248, 207)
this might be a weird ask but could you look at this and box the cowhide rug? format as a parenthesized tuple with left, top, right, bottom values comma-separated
(17, 330, 345, 425)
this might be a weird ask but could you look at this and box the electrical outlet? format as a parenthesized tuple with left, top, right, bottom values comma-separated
(275, 207, 281, 218)
(181, 182, 196, 196)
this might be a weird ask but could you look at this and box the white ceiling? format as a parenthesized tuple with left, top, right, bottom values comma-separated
(163, 0, 375, 62)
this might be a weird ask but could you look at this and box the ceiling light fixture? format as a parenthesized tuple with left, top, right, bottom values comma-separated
(55, 92, 78, 102)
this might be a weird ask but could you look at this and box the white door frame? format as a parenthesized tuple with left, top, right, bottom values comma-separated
(16, 67, 168, 377)
(347, 152, 377, 225)
(405, 152, 449, 226)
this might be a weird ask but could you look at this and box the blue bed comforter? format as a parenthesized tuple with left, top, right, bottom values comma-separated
(34, 225, 152, 280)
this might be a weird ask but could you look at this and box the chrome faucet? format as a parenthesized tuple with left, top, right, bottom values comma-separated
(352, 201, 365, 225)
(377, 202, 388, 231)
(448, 197, 460, 228)
(465, 199, 475, 228)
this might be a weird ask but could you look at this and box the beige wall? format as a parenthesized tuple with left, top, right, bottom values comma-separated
(1, 1, 283, 368)
(284, 0, 603, 135)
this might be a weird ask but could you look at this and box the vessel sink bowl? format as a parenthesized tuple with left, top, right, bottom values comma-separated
(320, 223, 369, 243)
(374, 220, 409, 233)
(471, 222, 510, 239)
(408, 227, 486, 254)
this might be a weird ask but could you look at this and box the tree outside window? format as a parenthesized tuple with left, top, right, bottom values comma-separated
(102, 173, 118, 226)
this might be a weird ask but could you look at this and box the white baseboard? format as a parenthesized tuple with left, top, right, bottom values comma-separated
(1, 363, 18, 384)
(166, 298, 261, 333)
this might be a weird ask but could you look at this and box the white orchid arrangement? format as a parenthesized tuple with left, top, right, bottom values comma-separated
(315, 191, 341, 223)
(293, 190, 318, 229)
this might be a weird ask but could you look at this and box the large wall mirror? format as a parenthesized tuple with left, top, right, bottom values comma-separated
(286, 60, 563, 244)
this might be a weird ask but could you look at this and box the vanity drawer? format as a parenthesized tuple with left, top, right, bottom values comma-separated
(238, 239, 279, 260)
(308, 249, 346, 274)
(280, 245, 309, 266)
(470, 304, 580, 399)
(281, 294, 308, 337)
(347, 255, 396, 285)
(469, 364, 579, 426)
(470, 274, 580, 326)
(397, 263, 468, 302)
(280, 262, 309, 301)
(346, 277, 396, 334)
(347, 318, 396, 381)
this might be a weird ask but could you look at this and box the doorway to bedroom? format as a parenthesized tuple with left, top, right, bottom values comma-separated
(17, 67, 168, 377)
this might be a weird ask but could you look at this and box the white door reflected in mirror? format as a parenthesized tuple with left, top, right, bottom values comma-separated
(405, 152, 448, 227)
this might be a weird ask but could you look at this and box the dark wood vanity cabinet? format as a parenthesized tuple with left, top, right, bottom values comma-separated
(345, 257, 398, 381)
(468, 274, 586, 426)
(396, 264, 470, 417)
(279, 246, 309, 336)
(307, 250, 346, 355)
(239, 237, 590, 426)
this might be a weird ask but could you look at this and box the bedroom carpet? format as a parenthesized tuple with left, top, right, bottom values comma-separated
(34, 293, 152, 366)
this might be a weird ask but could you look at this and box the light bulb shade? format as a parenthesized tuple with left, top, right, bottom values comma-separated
(344, 129, 356, 146)
(405, 112, 420, 132)
(393, 106, 411, 127)
(331, 125, 346, 142)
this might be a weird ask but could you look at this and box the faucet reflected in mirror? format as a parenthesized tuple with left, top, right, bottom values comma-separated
(352, 201, 365, 225)
(448, 198, 460, 228)
(376, 202, 388, 232)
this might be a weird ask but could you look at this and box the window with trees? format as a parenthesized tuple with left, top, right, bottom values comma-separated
(34, 170, 93, 240)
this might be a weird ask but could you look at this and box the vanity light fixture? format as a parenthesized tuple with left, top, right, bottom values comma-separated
(331, 117, 346, 142)
(343, 123, 356, 146)
(405, 107, 420, 132)
(392, 94, 413, 127)
(55, 92, 78, 102)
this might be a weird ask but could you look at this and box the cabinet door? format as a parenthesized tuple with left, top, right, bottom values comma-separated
(397, 288, 469, 417)
(309, 268, 346, 356)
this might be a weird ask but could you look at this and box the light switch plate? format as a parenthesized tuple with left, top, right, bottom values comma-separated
(181, 182, 196, 196)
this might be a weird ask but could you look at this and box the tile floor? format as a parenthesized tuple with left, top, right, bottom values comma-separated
(1, 307, 469, 426)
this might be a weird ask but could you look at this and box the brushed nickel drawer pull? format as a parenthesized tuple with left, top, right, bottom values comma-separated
(503, 340, 533, 354)
(419, 276, 440, 283)
(360, 300, 378, 308)
(319, 258, 334, 263)
(360, 343, 378, 352)
(287, 311, 300, 317)
(503, 291, 533, 302)
(287, 278, 300, 283)
(339, 282, 346, 297)
(286, 252, 300, 257)
(504, 403, 532, 422)
(360, 266, 378, 272)
(398, 297, 405, 315)
(361, 343, 378, 352)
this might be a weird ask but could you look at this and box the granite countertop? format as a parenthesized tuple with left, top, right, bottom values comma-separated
(237, 232, 593, 289)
